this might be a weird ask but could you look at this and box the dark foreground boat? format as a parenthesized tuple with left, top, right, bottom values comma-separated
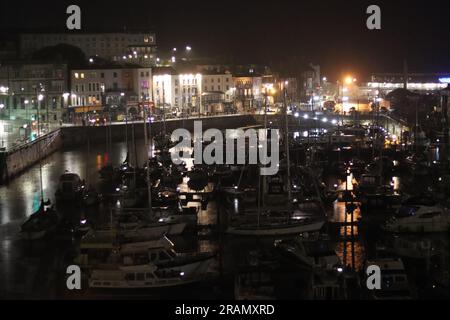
(20, 201, 59, 240)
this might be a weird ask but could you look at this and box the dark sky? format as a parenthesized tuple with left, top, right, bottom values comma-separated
(1, 0, 450, 80)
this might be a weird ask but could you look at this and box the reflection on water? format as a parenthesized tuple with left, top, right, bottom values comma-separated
(1, 138, 450, 299)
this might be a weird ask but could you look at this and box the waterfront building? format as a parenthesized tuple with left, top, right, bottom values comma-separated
(0, 62, 68, 123)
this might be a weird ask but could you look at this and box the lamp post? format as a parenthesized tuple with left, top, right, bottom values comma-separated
(0, 103, 4, 148)
(63, 92, 70, 126)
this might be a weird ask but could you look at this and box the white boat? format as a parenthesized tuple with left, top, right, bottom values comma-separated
(122, 221, 187, 240)
(364, 258, 414, 300)
(226, 219, 324, 236)
(83, 220, 187, 244)
(154, 207, 198, 227)
(88, 263, 205, 289)
(384, 205, 450, 233)
(80, 235, 215, 275)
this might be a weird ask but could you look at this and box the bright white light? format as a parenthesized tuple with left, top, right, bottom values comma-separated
(120, 92, 125, 97)
(303, 114, 309, 119)
(173, 47, 177, 52)
(331, 119, 337, 125)
(89, 58, 94, 63)
(186, 46, 191, 51)
(322, 117, 328, 123)
(337, 267, 343, 273)
(38, 94, 44, 101)
(322, 77, 327, 81)
(294, 112, 299, 118)
(0, 103, 4, 109)
(171, 56, 176, 63)
(313, 96, 320, 102)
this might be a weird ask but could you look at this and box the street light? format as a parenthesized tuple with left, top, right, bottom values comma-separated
(186, 46, 191, 51)
(345, 76, 353, 85)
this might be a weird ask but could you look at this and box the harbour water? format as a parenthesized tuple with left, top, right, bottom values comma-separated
(1, 138, 450, 299)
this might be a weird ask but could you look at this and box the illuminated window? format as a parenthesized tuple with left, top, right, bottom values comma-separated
(74, 73, 79, 79)
(81, 73, 85, 79)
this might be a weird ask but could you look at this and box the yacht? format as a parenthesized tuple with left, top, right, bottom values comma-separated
(274, 233, 341, 271)
(88, 263, 208, 289)
(79, 235, 215, 274)
(226, 217, 324, 236)
(384, 205, 450, 233)
(363, 258, 414, 300)
(55, 172, 84, 202)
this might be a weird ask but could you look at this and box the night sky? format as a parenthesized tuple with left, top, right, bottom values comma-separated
(1, 0, 449, 80)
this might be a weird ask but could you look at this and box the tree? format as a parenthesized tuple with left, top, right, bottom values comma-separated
(31, 44, 87, 68)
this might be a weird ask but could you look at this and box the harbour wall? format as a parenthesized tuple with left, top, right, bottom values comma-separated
(60, 114, 261, 147)
(0, 129, 63, 184)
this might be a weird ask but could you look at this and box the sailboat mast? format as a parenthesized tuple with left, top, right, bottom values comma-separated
(283, 85, 292, 204)
(36, 86, 44, 202)
(86, 127, 90, 186)
(143, 106, 152, 215)
(132, 118, 137, 187)
(125, 107, 129, 156)
(162, 82, 167, 136)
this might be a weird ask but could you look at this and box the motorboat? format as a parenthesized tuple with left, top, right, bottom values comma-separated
(363, 258, 414, 299)
(274, 233, 341, 271)
(226, 217, 325, 236)
(88, 263, 207, 289)
(20, 202, 59, 240)
(55, 172, 85, 202)
(384, 205, 450, 233)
